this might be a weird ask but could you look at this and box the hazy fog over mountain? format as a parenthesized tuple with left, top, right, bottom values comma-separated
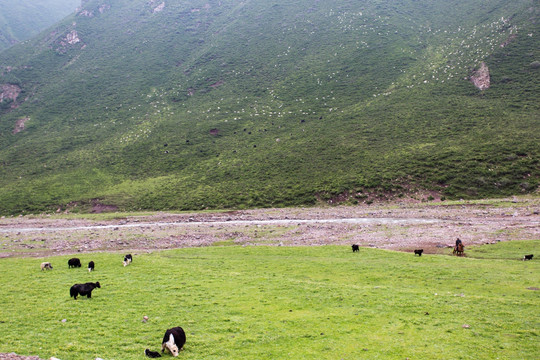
(0, 0, 80, 51)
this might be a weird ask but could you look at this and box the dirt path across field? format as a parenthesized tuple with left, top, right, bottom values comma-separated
(1, 197, 539, 258)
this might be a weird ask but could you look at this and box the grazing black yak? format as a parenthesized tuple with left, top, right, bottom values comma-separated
(68, 258, 81, 268)
(145, 349, 162, 358)
(70, 282, 101, 300)
(123, 254, 133, 267)
(88, 261, 95, 272)
(40, 262, 53, 271)
(351, 244, 359, 252)
(414, 249, 424, 256)
(162, 327, 186, 357)
(523, 254, 534, 261)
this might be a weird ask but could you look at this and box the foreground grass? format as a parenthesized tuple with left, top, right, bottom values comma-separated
(0, 242, 538, 359)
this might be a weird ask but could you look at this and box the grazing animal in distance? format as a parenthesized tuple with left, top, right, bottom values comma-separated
(162, 327, 186, 357)
(88, 261, 95, 272)
(70, 282, 101, 300)
(68, 258, 81, 268)
(414, 249, 424, 256)
(40, 262, 53, 271)
(145, 349, 162, 358)
(523, 254, 534, 261)
(123, 254, 133, 266)
(351, 244, 359, 252)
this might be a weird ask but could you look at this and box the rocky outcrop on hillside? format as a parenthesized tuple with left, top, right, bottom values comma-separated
(470, 62, 490, 90)
(0, 83, 22, 110)
(77, 2, 111, 17)
(99, 4, 111, 13)
(12, 117, 29, 134)
(78, 9, 94, 17)
(54, 27, 84, 53)
(64, 30, 80, 45)
(152, 2, 165, 13)
(0, 84, 21, 103)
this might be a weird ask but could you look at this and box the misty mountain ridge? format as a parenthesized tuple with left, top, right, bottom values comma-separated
(0, 0, 80, 51)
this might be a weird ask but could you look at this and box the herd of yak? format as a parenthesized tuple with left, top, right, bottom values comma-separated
(37, 240, 534, 357)
(353, 238, 534, 260)
(40, 254, 185, 357)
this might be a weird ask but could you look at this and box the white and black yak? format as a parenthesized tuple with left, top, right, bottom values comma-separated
(523, 254, 534, 261)
(40, 262, 53, 271)
(70, 282, 101, 300)
(123, 254, 133, 267)
(162, 327, 186, 357)
(68, 258, 81, 268)
(88, 261, 95, 272)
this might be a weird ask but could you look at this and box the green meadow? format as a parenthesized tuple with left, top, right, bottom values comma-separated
(0, 241, 538, 359)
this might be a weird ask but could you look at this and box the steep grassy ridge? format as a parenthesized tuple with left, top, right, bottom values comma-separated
(0, 0, 538, 214)
(0, 0, 80, 51)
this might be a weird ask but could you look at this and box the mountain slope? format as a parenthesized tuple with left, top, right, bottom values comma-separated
(0, 0, 538, 214)
(0, 0, 80, 51)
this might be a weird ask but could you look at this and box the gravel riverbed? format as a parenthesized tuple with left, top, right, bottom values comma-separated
(1, 197, 538, 258)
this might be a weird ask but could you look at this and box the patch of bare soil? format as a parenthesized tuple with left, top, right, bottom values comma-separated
(90, 199, 118, 213)
(0, 353, 45, 360)
(1, 197, 538, 258)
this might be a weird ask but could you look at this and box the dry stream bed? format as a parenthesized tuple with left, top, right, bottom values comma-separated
(1, 197, 539, 258)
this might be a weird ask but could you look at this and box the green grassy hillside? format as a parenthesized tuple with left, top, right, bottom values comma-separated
(0, 0, 538, 214)
(0, 0, 80, 51)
